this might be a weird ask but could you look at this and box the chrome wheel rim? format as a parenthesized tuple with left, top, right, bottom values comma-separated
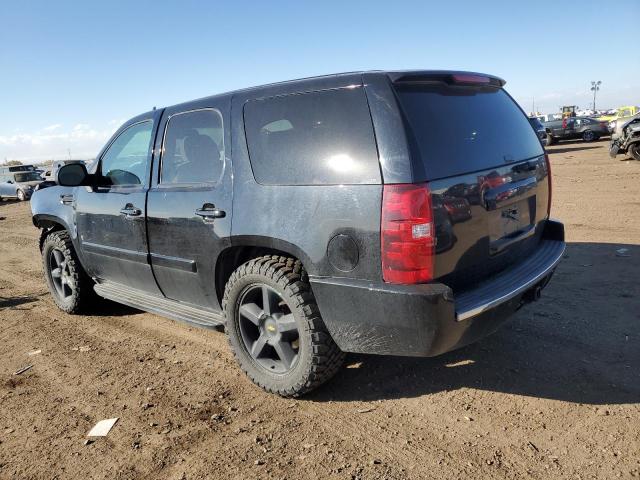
(238, 284, 300, 374)
(48, 248, 74, 300)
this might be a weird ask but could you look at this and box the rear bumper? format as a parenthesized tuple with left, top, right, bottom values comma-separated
(311, 219, 565, 357)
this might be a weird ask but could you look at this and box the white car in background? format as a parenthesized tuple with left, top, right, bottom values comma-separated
(576, 109, 595, 117)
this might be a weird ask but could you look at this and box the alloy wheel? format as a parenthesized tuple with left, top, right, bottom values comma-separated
(48, 248, 74, 300)
(237, 284, 300, 374)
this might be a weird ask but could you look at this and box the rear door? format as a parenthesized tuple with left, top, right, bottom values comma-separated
(393, 78, 550, 290)
(146, 100, 232, 310)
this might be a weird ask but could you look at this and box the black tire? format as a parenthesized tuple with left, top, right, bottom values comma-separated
(17, 189, 25, 201)
(42, 230, 96, 314)
(582, 130, 596, 142)
(629, 143, 640, 161)
(546, 133, 555, 146)
(223, 255, 345, 397)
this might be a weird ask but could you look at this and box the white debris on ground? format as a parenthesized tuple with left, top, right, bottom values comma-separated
(87, 418, 119, 437)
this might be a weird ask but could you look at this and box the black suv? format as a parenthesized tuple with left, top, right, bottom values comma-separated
(31, 71, 565, 396)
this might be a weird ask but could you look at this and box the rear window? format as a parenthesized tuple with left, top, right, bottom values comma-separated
(243, 87, 380, 185)
(395, 84, 544, 180)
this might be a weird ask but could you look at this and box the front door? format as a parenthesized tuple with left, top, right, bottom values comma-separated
(75, 115, 162, 295)
(146, 102, 232, 310)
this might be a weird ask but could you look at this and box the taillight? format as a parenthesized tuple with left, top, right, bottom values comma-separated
(545, 154, 552, 217)
(381, 183, 435, 284)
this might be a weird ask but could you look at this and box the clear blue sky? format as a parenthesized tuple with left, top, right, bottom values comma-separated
(1, 0, 638, 161)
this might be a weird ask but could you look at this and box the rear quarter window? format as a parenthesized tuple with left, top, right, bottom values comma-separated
(243, 87, 380, 185)
(395, 84, 544, 180)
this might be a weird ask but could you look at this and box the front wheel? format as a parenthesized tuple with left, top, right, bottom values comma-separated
(629, 143, 640, 161)
(42, 230, 96, 313)
(223, 255, 345, 397)
(582, 130, 596, 142)
(17, 189, 25, 201)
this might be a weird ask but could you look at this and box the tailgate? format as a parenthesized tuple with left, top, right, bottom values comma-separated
(393, 76, 549, 290)
(430, 156, 550, 289)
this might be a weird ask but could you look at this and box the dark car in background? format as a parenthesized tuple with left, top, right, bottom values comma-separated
(31, 70, 564, 396)
(543, 116, 609, 145)
(528, 117, 547, 146)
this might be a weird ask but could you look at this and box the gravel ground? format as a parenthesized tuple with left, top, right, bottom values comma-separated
(0, 140, 638, 479)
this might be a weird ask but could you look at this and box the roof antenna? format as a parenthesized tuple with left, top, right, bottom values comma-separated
(152, 106, 156, 110)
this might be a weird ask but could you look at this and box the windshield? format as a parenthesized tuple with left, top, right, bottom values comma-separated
(395, 84, 544, 180)
(14, 172, 42, 182)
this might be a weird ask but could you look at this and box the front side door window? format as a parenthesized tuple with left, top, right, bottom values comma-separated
(100, 121, 153, 186)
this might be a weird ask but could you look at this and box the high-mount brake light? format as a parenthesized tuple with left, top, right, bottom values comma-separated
(451, 74, 491, 84)
(381, 183, 435, 284)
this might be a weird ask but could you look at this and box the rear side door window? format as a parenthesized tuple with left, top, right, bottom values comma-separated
(160, 109, 225, 185)
(243, 87, 380, 185)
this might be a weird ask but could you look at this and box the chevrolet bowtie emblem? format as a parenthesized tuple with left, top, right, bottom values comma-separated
(266, 324, 276, 332)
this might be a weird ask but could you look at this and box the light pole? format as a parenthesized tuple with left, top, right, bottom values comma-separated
(591, 81, 602, 111)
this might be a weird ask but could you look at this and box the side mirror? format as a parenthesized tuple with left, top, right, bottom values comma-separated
(57, 163, 91, 186)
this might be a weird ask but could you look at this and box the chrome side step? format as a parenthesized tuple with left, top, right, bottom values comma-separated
(94, 281, 224, 329)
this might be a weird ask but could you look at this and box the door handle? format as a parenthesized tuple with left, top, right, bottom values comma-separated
(195, 203, 226, 220)
(120, 204, 142, 217)
(59, 194, 74, 205)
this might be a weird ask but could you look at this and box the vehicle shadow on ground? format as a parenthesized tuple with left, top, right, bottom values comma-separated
(0, 296, 38, 310)
(311, 242, 640, 406)
(551, 137, 609, 146)
(83, 297, 142, 317)
(547, 145, 601, 155)
(0, 199, 22, 206)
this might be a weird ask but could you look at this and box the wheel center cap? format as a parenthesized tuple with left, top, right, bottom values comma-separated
(264, 319, 277, 336)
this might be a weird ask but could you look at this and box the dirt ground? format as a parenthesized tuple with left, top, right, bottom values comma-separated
(1, 140, 639, 480)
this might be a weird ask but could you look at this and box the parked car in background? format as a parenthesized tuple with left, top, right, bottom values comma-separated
(529, 117, 547, 145)
(598, 106, 640, 123)
(607, 108, 640, 133)
(536, 113, 562, 123)
(576, 109, 595, 117)
(0, 164, 37, 173)
(543, 116, 609, 144)
(0, 170, 44, 201)
(610, 112, 640, 139)
(31, 70, 564, 396)
(610, 114, 640, 161)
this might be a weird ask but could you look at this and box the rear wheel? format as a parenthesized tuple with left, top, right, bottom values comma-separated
(16, 189, 25, 201)
(223, 255, 345, 397)
(630, 143, 640, 161)
(582, 130, 596, 142)
(42, 230, 96, 313)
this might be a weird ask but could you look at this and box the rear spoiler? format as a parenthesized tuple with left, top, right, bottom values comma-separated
(387, 70, 506, 87)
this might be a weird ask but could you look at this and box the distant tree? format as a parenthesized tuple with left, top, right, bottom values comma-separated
(5, 160, 23, 166)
